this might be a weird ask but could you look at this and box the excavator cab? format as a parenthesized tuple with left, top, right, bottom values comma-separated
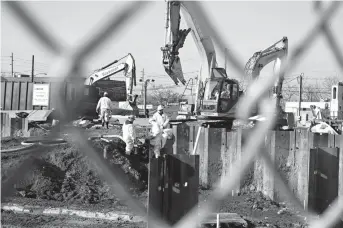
(199, 68, 240, 120)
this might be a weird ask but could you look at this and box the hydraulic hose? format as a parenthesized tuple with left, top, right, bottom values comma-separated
(21, 138, 67, 146)
(1, 144, 38, 153)
(87, 134, 124, 143)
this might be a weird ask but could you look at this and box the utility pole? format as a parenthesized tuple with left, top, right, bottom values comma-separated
(144, 81, 148, 118)
(141, 68, 145, 97)
(11, 53, 14, 77)
(224, 48, 228, 71)
(298, 73, 303, 116)
(141, 78, 154, 118)
(31, 55, 35, 82)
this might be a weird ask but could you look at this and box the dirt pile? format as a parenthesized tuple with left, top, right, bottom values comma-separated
(0, 137, 23, 150)
(244, 192, 282, 211)
(11, 138, 148, 204)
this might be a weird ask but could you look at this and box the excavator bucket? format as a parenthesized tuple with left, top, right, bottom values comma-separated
(117, 101, 139, 116)
(163, 56, 187, 85)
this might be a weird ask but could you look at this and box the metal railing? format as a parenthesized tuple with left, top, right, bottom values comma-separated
(2, 1, 343, 228)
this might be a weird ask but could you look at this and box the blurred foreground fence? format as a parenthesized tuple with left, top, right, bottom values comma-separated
(2, 1, 343, 228)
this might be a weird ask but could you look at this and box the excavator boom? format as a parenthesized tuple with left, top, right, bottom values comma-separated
(244, 37, 288, 108)
(161, 1, 241, 123)
(161, 1, 189, 85)
(82, 53, 139, 117)
(85, 53, 137, 104)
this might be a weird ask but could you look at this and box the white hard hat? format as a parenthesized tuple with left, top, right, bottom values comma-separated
(157, 105, 164, 111)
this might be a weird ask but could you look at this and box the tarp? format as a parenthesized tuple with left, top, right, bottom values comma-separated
(0, 110, 53, 122)
(310, 122, 339, 135)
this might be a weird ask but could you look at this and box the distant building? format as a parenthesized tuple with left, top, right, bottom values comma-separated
(14, 74, 30, 78)
(285, 82, 343, 120)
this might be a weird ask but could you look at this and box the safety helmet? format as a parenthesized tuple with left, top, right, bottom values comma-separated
(157, 105, 164, 111)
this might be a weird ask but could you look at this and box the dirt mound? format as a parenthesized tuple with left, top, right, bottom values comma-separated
(0, 137, 23, 150)
(13, 138, 148, 204)
(244, 192, 281, 211)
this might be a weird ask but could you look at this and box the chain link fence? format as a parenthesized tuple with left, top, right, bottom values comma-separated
(2, 1, 343, 228)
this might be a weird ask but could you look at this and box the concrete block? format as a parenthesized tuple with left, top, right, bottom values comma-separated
(296, 129, 313, 210)
(194, 125, 207, 188)
(220, 129, 228, 188)
(227, 130, 242, 196)
(1, 113, 11, 138)
(171, 122, 193, 155)
(208, 128, 224, 188)
(263, 131, 275, 200)
(200, 126, 209, 188)
(10, 117, 29, 137)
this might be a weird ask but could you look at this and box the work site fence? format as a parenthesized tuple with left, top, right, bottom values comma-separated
(2, 1, 343, 228)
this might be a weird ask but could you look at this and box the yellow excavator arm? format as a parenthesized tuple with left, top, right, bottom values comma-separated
(244, 37, 288, 108)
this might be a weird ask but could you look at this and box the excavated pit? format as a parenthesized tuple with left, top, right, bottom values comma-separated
(2, 136, 149, 205)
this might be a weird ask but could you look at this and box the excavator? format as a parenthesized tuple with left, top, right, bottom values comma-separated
(244, 37, 292, 129)
(80, 53, 139, 117)
(161, 1, 242, 128)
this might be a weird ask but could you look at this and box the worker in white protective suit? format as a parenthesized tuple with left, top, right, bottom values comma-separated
(148, 118, 163, 158)
(122, 115, 136, 155)
(96, 92, 112, 129)
(151, 105, 170, 129)
(161, 128, 174, 155)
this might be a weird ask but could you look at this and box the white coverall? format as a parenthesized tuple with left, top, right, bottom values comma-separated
(122, 120, 136, 155)
(96, 96, 112, 123)
(151, 112, 170, 129)
(149, 121, 163, 158)
(161, 128, 173, 149)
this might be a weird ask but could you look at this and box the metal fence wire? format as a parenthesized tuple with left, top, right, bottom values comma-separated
(2, 1, 343, 228)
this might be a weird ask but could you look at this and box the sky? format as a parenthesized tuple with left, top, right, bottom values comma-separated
(1, 1, 343, 94)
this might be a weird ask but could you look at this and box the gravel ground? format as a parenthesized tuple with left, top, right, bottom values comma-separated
(1, 210, 145, 228)
(1, 123, 310, 228)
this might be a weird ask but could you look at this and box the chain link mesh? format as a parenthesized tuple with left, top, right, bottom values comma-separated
(2, 1, 343, 228)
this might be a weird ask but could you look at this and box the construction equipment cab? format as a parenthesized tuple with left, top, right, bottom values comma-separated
(199, 70, 240, 120)
(161, 1, 241, 123)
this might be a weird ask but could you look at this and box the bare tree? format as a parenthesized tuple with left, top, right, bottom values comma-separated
(149, 85, 181, 105)
(323, 75, 340, 91)
(282, 85, 298, 102)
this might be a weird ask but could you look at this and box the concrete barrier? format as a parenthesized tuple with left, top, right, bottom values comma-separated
(170, 122, 343, 209)
(1, 112, 11, 137)
(0, 112, 29, 138)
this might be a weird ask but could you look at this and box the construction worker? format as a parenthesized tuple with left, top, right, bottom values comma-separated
(96, 91, 112, 129)
(151, 105, 170, 129)
(122, 115, 136, 155)
(148, 118, 163, 158)
(161, 128, 174, 155)
(321, 103, 331, 121)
